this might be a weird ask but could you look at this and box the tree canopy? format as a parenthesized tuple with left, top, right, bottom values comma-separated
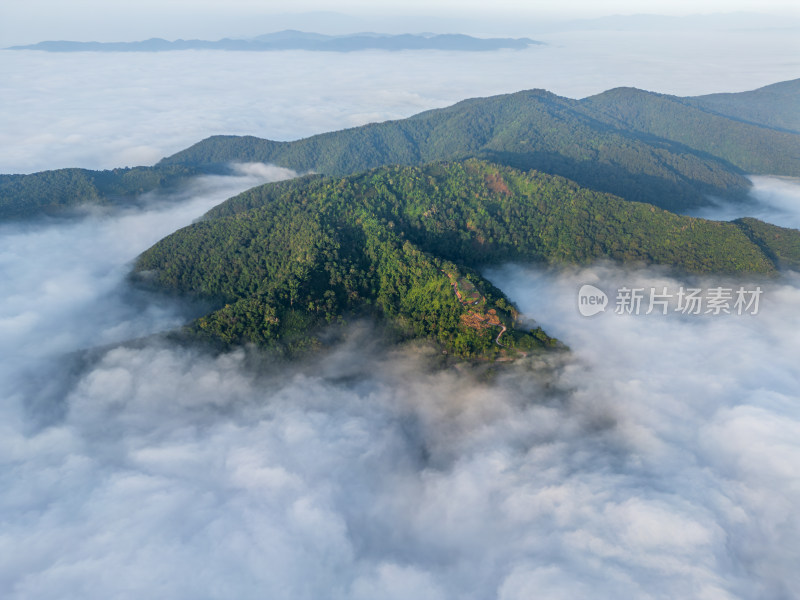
(134, 159, 796, 358)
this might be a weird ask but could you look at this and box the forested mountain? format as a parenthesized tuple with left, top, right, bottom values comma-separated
(733, 217, 800, 271)
(134, 160, 798, 358)
(688, 78, 800, 134)
(0, 165, 199, 218)
(157, 88, 767, 210)
(4, 79, 799, 220)
(579, 87, 800, 175)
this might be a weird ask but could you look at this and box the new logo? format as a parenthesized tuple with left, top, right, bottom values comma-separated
(578, 284, 608, 317)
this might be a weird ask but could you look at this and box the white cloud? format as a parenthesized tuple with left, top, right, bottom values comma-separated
(2, 180, 800, 597)
(687, 176, 800, 229)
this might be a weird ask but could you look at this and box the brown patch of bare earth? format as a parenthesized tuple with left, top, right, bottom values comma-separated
(460, 308, 501, 330)
(484, 173, 511, 196)
(460, 312, 493, 330)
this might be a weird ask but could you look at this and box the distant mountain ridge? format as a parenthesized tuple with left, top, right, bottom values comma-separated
(687, 79, 800, 134)
(8, 30, 542, 53)
(579, 84, 800, 173)
(2, 78, 799, 219)
(155, 78, 800, 208)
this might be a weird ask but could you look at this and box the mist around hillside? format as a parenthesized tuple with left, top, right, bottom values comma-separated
(687, 176, 800, 229)
(2, 171, 799, 599)
(3, 11, 800, 596)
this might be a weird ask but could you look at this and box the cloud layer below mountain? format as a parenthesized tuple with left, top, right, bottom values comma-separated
(689, 175, 800, 230)
(1, 177, 799, 599)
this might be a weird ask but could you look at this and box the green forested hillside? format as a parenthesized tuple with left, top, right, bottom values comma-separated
(0, 164, 198, 218)
(6, 79, 800, 219)
(158, 89, 754, 211)
(134, 160, 793, 358)
(735, 217, 800, 271)
(688, 78, 800, 134)
(580, 87, 800, 175)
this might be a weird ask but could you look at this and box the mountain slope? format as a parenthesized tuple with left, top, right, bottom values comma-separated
(688, 78, 800, 134)
(0, 164, 198, 218)
(5, 80, 799, 220)
(158, 88, 755, 211)
(580, 86, 800, 175)
(134, 160, 795, 357)
(734, 217, 800, 271)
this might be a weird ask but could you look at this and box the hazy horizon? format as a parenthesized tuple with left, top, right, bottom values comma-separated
(2, 25, 797, 175)
(2, 4, 800, 46)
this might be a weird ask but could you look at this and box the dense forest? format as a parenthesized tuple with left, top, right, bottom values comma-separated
(7, 80, 798, 358)
(0, 164, 199, 218)
(579, 86, 800, 175)
(3, 79, 799, 219)
(733, 217, 800, 272)
(134, 159, 798, 358)
(687, 78, 800, 134)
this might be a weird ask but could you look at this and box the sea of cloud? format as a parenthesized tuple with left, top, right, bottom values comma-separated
(1, 26, 798, 174)
(1, 172, 799, 599)
(2, 21, 800, 600)
(0, 164, 295, 424)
